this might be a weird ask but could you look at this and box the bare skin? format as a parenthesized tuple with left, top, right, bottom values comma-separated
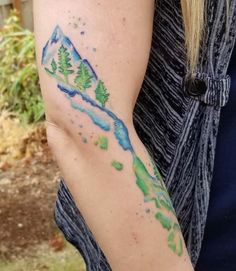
(34, 1, 194, 270)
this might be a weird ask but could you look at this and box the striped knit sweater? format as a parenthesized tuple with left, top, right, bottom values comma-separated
(54, 0, 236, 269)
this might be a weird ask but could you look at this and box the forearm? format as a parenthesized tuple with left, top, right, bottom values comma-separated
(34, 0, 194, 270)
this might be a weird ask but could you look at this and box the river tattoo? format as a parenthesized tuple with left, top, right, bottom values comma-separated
(42, 25, 184, 256)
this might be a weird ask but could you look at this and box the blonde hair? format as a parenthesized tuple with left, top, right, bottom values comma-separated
(181, 0, 229, 75)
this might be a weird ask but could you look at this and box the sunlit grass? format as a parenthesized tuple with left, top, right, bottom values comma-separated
(0, 243, 85, 271)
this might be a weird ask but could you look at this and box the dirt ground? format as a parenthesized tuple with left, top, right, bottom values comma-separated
(0, 116, 86, 271)
(0, 117, 86, 270)
(0, 148, 60, 260)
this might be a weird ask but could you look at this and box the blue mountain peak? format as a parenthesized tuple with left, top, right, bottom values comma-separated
(41, 25, 97, 79)
(50, 25, 64, 44)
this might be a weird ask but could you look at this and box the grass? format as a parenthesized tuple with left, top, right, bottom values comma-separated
(0, 243, 86, 271)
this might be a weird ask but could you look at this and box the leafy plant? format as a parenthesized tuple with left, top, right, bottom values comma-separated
(58, 45, 73, 83)
(74, 61, 92, 91)
(0, 10, 44, 123)
(95, 80, 109, 107)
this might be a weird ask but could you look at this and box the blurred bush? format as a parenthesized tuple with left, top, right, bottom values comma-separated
(0, 10, 44, 123)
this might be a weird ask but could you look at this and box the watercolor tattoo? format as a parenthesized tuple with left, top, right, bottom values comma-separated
(42, 25, 184, 256)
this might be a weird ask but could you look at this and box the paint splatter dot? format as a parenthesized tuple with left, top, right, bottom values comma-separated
(99, 136, 108, 150)
(82, 137, 87, 143)
(94, 136, 109, 150)
(111, 160, 124, 171)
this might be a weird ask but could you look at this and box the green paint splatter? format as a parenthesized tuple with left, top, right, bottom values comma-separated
(111, 160, 124, 171)
(93, 136, 109, 150)
(167, 230, 184, 256)
(155, 212, 172, 231)
(99, 136, 108, 150)
(136, 175, 149, 196)
(177, 238, 183, 256)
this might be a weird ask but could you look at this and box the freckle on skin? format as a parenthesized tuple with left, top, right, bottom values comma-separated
(122, 17, 126, 25)
(132, 232, 139, 244)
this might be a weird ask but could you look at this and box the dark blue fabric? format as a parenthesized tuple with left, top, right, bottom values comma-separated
(196, 44, 236, 270)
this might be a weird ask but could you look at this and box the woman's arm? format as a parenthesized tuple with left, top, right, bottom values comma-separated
(34, 0, 194, 270)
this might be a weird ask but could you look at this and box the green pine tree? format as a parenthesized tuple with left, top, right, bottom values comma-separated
(45, 58, 57, 75)
(51, 59, 57, 73)
(58, 45, 73, 83)
(74, 61, 93, 91)
(95, 80, 110, 107)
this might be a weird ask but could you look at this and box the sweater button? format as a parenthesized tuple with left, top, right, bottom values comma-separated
(185, 76, 207, 97)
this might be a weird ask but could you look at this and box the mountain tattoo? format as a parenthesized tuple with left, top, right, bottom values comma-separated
(42, 25, 184, 256)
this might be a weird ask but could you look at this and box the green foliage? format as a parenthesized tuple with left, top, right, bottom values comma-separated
(74, 61, 92, 91)
(0, 10, 44, 123)
(45, 58, 57, 75)
(95, 80, 109, 107)
(58, 45, 73, 83)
